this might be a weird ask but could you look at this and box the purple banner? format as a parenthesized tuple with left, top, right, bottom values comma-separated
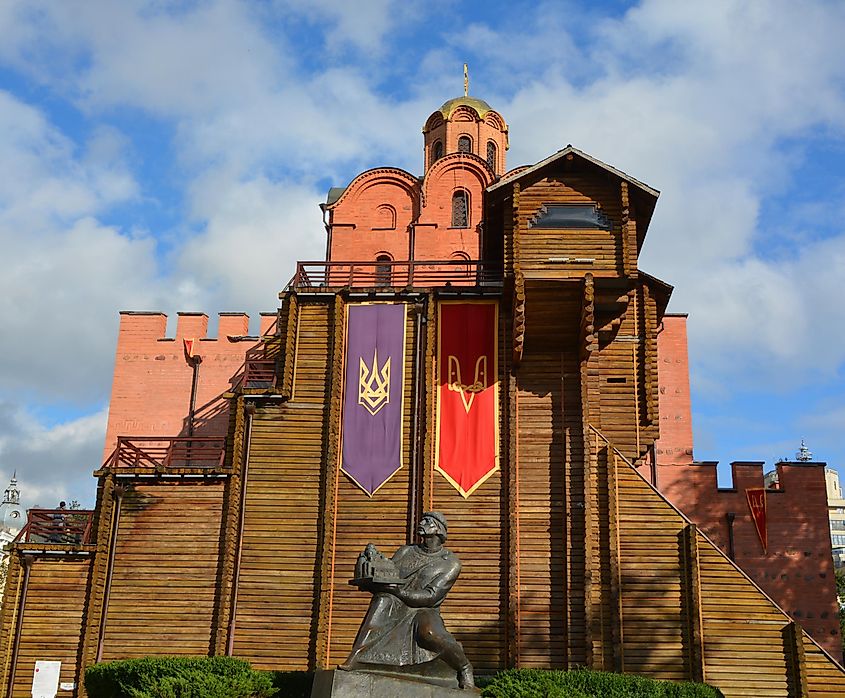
(341, 304, 407, 495)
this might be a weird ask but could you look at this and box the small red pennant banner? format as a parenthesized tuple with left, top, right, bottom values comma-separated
(746, 487, 767, 554)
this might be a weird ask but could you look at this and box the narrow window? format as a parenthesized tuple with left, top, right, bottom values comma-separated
(486, 141, 497, 170)
(451, 190, 468, 228)
(375, 255, 392, 287)
(450, 251, 471, 279)
(457, 135, 471, 154)
(432, 140, 443, 163)
(375, 204, 396, 229)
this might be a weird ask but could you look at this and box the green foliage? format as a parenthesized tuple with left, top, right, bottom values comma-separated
(481, 668, 722, 698)
(836, 569, 845, 657)
(84, 656, 277, 698)
(266, 670, 314, 697)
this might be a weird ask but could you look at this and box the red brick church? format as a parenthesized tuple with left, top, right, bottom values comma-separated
(1, 93, 841, 698)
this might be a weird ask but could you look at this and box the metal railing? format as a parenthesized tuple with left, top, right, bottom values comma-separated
(14, 508, 94, 545)
(242, 359, 276, 389)
(102, 436, 226, 471)
(287, 259, 502, 290)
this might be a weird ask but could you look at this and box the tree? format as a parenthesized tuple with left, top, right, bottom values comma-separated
(836, 568, 845, 656)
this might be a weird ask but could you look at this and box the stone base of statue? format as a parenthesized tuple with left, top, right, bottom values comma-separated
(311, 667, 481, 697)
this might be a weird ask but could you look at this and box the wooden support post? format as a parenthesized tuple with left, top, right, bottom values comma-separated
(422, 292, 436, 513)
(217, 395, 248, 656)
(784, 622, 809, 698)
(79, 475, 118, 671)
(507, 367, 522, 667)
(512, 271, 525, 367)
(559, 353, 570, 670)
(0, 554, 23, 695)
(620, 181, 638, 279)
(280, 293, 299, 400)
(681, 524, 706, 684)
(512, 183, 525, 367)
(607, 451, 624, 672)
(580, 275, 596, 668)
(315, 296, 345, 668)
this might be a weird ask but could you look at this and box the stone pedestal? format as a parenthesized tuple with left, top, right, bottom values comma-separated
(311, 669, 480, 697)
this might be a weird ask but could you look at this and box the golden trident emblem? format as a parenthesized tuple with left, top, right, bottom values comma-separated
(359, 349, 391, 415)
(447, 355, 487, 413)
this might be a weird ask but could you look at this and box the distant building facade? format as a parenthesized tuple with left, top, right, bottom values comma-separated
(823, 468, 845, 569)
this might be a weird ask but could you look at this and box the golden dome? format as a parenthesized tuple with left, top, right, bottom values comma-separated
(438, 96, 495, 120)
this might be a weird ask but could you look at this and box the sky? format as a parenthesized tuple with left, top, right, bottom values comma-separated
(1, 0, 845, 509)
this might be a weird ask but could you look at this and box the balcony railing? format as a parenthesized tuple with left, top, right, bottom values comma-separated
(14, 508, 94, 546)
(287, 259, 502, 291)
(242, 359, 276, 389)
(102, 436, 226, 471)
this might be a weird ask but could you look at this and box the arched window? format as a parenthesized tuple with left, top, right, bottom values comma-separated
(450, 251, 471, 279)
(486, 141, 497, 170)
(451, 190, 469, 228)
(375, 254, 393, 287)
(375, 204, 396, 229)
(432, 140, 443, 163)
(457, 135, 472, 154)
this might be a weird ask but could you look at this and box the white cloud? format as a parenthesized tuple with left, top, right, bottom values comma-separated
(178, 171, 326, 312)
(1, 0, 845, 495)
(0, 403, 106, 510)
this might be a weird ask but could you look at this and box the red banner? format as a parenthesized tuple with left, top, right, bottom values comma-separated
(183, 338, 197, 360)
(746, 488, 767, 553)
(435, 301, 499, 497)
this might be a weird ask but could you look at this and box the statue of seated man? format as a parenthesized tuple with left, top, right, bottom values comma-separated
(342, 512, 475, 690)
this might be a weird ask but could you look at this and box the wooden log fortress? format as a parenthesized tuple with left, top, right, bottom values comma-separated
(2, 97, 844, 697)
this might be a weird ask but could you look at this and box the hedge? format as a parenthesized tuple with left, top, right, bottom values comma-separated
(480, 668, 723, 698)
(84, 656, 277, 698)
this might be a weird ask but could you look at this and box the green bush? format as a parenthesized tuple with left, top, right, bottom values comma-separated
(481, 668, 722, 698)
(84, 656, 277, 698)
(267, 670, 314, 697)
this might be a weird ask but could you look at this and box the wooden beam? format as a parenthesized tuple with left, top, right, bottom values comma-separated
(79, 475, 118, 670)
(507, 370, 521, 666)
(214, 395, 245, 655)
(580, 275, 596, 667)
(608, 450, 624, 672)
(280, 293, 299, 400)
(681, 524, 706, 684)
(315, 296, 345, 668)
(620, 181, 638, 279)
(512, 272, 526, 367)
(783, 621, 809, 698)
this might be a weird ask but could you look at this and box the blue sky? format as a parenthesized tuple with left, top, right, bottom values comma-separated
(1, 0, 845, 508)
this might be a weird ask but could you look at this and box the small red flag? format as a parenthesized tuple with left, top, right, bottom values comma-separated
(746, 488, 767, 554)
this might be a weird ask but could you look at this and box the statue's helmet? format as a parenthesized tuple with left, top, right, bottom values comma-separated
(422, 511, 448, 541)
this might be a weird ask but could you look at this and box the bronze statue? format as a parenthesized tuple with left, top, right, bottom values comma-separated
(342, 512, 475, 690)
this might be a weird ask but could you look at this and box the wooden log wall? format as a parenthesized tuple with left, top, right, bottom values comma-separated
(605, 433, 845, 696)
(98, 480, 225, 660)
(513, 351, 573, 667)
(0, 556, 91, 697)
(515, 173, 624, 278)
(229, 300, 332, 670)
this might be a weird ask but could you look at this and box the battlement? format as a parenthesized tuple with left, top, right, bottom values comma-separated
(104, 311, 280, 462)
(117, 311, 278, 342)
(656, 458, 838, 653)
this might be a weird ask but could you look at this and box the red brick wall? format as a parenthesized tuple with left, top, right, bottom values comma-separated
(658, 460, 841, 658)
(327, 158, 491, 268)
(654, 314, 694, 465)
(102, 311, 275, 461)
